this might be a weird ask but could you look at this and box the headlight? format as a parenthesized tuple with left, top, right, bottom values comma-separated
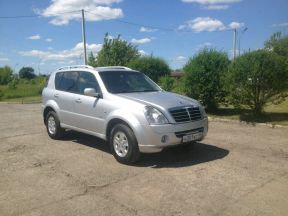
(199, 105, 207, 117)
(144, 106, 168, 125)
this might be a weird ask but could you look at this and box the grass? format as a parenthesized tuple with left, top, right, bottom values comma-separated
(1, 96, 42, 104)
(0, 82, 43, 101)
(208, 99, 288, 126)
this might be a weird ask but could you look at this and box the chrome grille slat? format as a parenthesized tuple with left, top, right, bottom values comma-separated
(169, 106, 202, 123)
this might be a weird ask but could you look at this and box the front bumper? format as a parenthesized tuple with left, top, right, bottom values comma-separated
(134, 117, 208, 153)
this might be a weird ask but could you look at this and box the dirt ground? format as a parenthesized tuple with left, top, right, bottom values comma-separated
(0, 104, 287, 216)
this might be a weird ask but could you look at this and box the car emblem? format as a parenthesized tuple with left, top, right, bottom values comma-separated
(179, 101, 183, 104)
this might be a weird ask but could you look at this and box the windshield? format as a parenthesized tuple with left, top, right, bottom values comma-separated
(99, 71, 161, 93)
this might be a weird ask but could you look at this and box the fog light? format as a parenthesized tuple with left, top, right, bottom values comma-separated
(161, 135, 168, 143)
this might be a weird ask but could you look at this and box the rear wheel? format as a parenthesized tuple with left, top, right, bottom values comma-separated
(45, 111, 64, 139)
(109, 124, 140, 164)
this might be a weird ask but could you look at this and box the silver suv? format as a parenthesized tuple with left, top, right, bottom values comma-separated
(42, 65, 208, 164)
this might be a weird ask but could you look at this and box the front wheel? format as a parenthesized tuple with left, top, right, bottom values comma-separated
(45, 111, 64, 139)
(109, 124, 140, 164)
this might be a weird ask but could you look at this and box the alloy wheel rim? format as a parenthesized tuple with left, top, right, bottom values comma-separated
(113, 131, 129, 157)
(47, 116, 56, 135)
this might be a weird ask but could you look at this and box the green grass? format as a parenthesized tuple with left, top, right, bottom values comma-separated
(2, 96, 42, 104)
(0, 83, 43, 101)
(208, 99, 288, 126)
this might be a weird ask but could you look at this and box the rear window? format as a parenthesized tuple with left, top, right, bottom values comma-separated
(55, 71, 79, 93)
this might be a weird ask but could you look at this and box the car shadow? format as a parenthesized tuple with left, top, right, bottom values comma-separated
(62, 131, 229, 168)
(135, 143, 229, 168)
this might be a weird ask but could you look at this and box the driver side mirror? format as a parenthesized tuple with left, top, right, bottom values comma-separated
(84, 88, 102, 98)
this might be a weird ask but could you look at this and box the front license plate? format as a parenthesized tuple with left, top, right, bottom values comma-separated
(182, 133, 202, 143)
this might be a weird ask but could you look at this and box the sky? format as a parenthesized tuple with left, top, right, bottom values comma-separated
(0, 0, 287, 74)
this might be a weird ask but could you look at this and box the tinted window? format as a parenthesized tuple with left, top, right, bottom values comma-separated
(78, 72, 101, 94)
(58, 71, 79, 93)
(99, 71, 161, 93)
(55, 72, 63, 90)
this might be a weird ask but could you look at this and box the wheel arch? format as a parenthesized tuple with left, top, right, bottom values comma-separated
(106, 118, 134, 142)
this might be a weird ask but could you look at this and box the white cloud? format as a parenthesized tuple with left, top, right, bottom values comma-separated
(140, 27, 158, 32)
(176, 55, 187, 62)
(38, 0, 123, 25)
(181, 0, 241, 10)
(272, 22, 288, 27)
(131, 38, 152, 44)
(228, 21, 244, 29)
(139, 50, 147, 56)
(179, 17, 244, 32)
(204, 4, 229, 10)
(0, 57, 9, 62)
(46, 38, 53, 42)
(19, 42, 102, 61)
(179, 17, 226, 32)
(27, 34, 41, 40)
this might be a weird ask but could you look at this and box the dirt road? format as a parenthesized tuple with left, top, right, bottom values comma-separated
(0, 104, 287, 216)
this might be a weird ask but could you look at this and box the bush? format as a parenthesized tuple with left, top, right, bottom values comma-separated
(183, 49, 229, 111)
(0, 66, 13, 85)
(159, 76, 175, 91)
(226, 49, 288, 115)
(128, 56, 170, 82)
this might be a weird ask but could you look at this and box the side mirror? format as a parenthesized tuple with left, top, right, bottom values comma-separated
(84, 88, 101, 98)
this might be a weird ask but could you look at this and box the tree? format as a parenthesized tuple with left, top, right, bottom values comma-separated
(265, 32, 288, 58)
(226, 49, 288, 115)
(0, 66, 13, 85)
(19, 67, 35, 80)
(88, 52, 97, 67)
(89, 34, 140, 67)
(183, 49, 230, 111)
(159, 76, 175, 91)
(128, 56, 170, 82)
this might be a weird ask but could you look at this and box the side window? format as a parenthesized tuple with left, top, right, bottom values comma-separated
(55, 72, 63, 90)
(78, 72, 101, 95)
(58, 71, 79, 93)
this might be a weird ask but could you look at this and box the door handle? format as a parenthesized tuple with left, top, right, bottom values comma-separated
(54, 94, 59, 98)
(75, 98, 82, 103)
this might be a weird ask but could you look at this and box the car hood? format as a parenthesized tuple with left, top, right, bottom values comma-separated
(117, 91, 199, 110)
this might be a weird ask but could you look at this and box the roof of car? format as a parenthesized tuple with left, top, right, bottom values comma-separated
(56, 65, 133, 72)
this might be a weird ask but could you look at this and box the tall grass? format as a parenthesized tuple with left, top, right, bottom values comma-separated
(0, 78, 46, 100)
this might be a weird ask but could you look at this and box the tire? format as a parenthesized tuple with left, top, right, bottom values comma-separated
(109, 124, 140, 164)
(45, 111, 64, 139)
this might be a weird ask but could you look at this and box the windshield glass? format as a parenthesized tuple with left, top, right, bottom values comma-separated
(99, 71, 161, 93)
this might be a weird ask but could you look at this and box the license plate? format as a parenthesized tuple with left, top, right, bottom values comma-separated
(182, 133, 202, 143)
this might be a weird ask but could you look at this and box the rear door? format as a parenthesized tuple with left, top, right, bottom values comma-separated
(55, 71, 79, 126)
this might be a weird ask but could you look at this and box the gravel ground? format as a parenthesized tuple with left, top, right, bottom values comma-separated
(0, 104, 287, 216)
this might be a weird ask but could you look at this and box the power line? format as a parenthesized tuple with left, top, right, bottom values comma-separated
(0, 9, 234, 34)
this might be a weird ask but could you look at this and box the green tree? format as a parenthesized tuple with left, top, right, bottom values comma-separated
(88, 52, 97, 67)
(128, 56, 170, 82)
(226, 49, 288, 115)
(0, 66, 13, 85)
(89, 34, 140, 67)
(19, 67, 36, 80)
(183, 49, 229, 111)
(265, 32, 288, 58)
(159, 76, 175, 91)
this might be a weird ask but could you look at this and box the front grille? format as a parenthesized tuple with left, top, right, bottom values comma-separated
(175, 127, 204, 138)
(169, 106, 202, 123)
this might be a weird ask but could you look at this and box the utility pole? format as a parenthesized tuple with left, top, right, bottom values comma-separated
(233, 28, 237, 60)
(81, 9, 87, 65)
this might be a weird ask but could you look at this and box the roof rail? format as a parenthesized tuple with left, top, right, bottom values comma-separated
(95, 66, 132, 71)
(57, 65, 94, 71)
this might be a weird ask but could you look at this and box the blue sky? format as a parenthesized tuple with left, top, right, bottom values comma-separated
(0, 0, 287, 74)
